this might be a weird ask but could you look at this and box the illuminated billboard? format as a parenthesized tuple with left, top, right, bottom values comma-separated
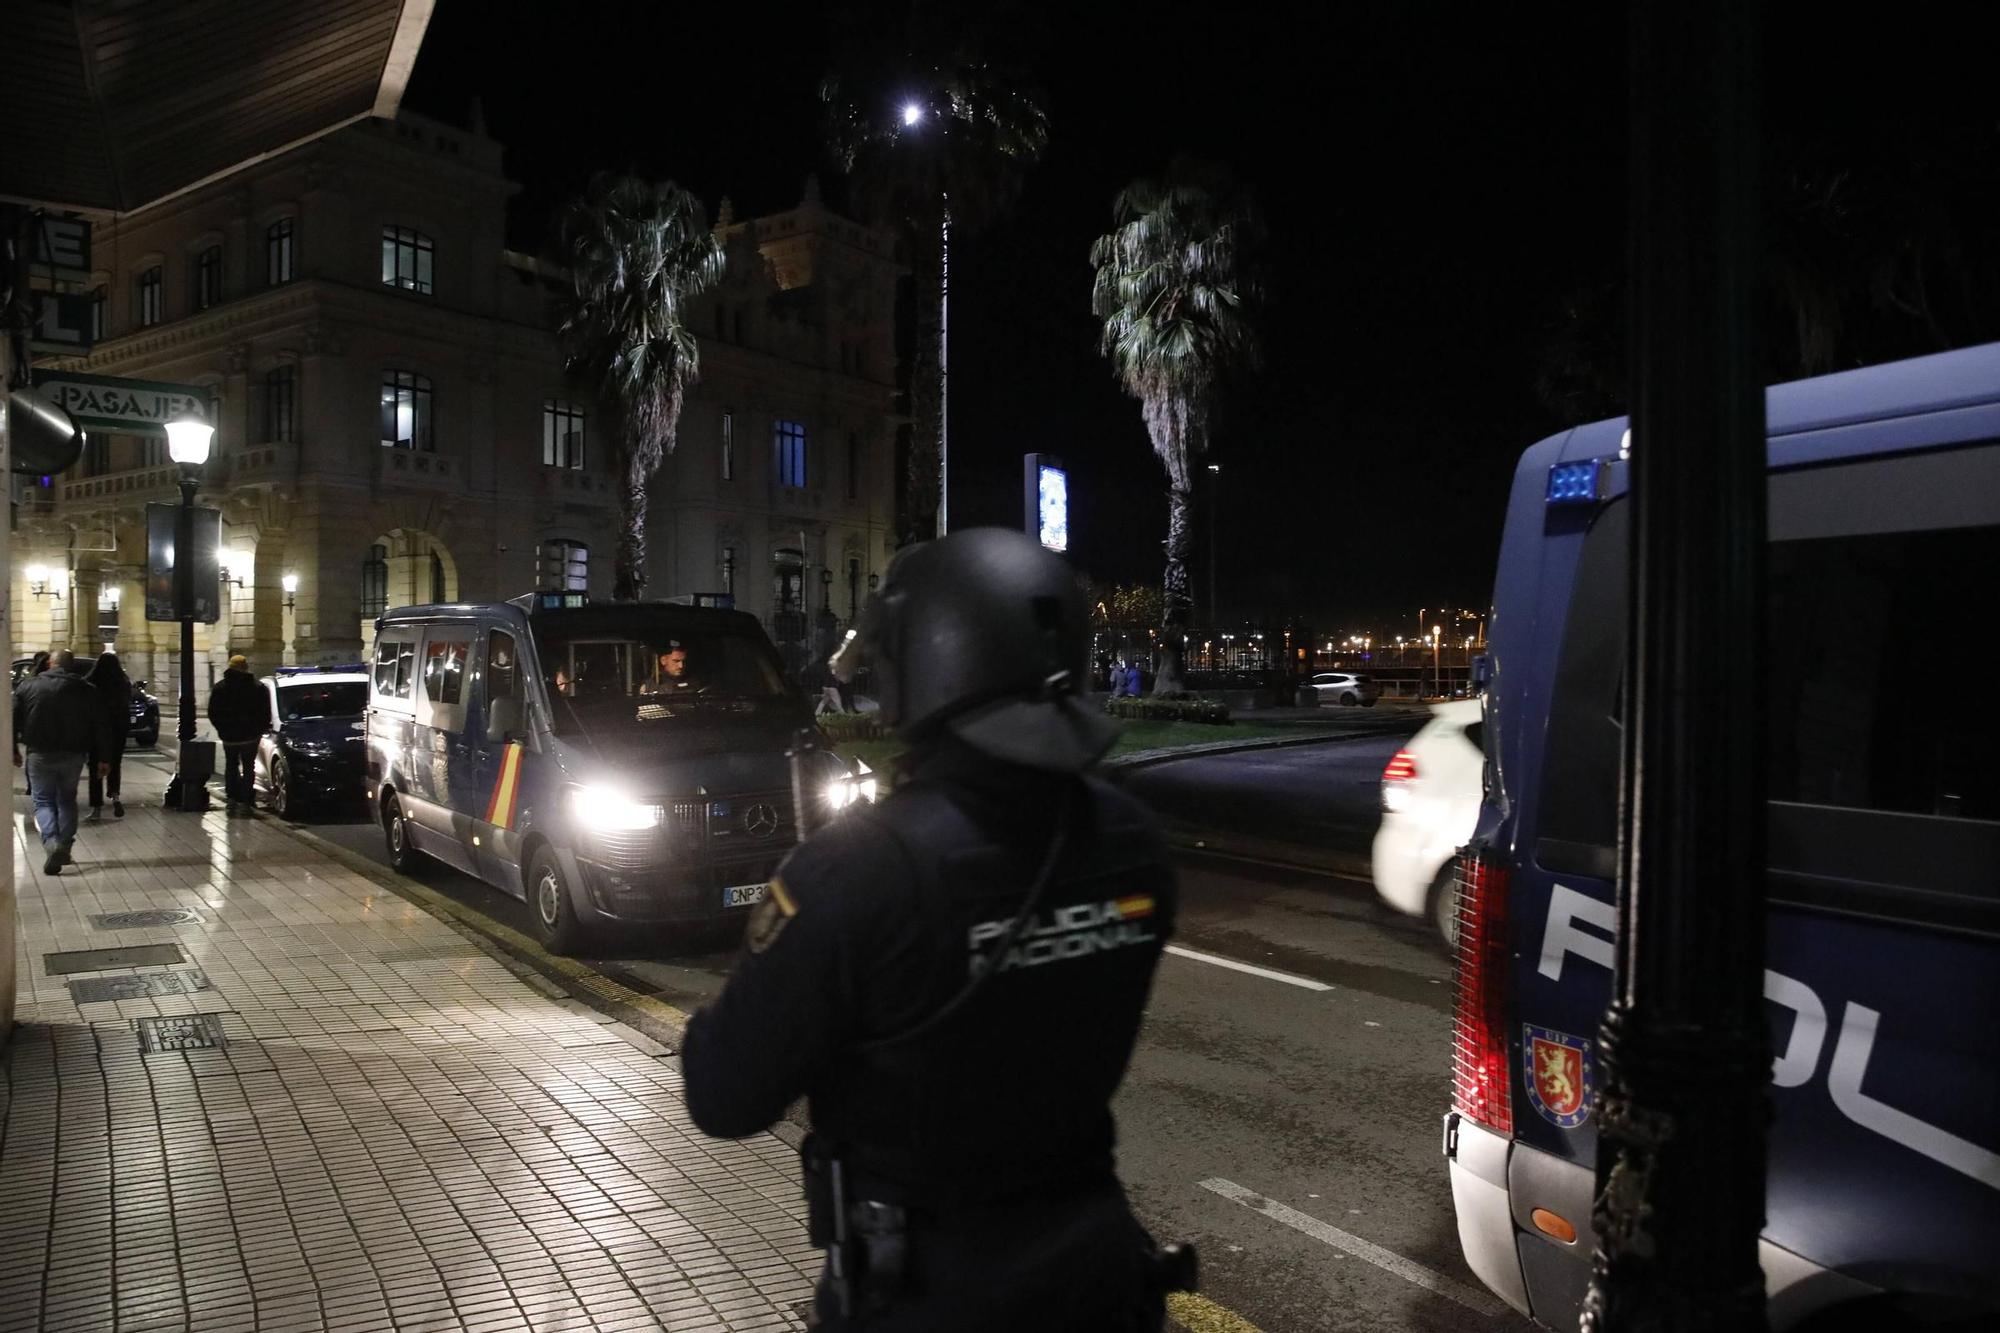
(1024, 452, 1069, 552)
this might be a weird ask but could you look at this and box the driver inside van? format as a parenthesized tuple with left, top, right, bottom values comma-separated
(642, 641, 694, 693)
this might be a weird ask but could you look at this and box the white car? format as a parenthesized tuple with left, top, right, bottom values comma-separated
(1370, 698, 1484, 944)
(1304, 671, 1381, 706)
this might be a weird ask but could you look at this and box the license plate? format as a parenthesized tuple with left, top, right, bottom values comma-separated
(723, 882, 768, 908)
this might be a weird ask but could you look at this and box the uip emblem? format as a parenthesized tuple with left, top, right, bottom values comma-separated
(1523, 1024, 1594, 1129)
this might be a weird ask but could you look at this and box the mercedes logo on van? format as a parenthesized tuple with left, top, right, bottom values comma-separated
(744, 803, 780, 838)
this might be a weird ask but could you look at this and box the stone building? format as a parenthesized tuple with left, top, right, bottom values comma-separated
(11, 110, 901, 689)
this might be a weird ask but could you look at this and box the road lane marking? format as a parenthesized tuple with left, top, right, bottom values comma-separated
(1165, 945, 1333, 991)
(1167, 1291, 1266, 1333)
(1199, 1178, 1510, 1317)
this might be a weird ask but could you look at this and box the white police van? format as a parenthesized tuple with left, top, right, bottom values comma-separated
(1447, 343, 1999, 1328)
(367, 591, 871, 954)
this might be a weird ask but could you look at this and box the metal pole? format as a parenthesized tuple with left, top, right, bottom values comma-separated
(1582, 1, 1768, 1328)
(1208, 465, 1220, 627)
(935, 200, 950, 539)
(175, 471, 198, 781)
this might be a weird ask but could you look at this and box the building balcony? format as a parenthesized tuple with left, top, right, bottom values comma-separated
(536, 466, 613, 504)
(375, 446, 458, 490)
(58, 463, 182, 508)
(219, 442, 288, 489)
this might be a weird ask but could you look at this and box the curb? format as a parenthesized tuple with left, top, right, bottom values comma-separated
(1104, 723, 1410, 773)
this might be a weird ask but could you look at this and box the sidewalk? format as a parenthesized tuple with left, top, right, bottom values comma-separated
(3, 764, 817, 1332)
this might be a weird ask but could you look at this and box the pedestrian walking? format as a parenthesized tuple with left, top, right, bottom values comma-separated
(683, 528, 1190, 1331)
(84, 651, 132, 820)
(13, 650, 112, 875)
(206, 654, 266, 811)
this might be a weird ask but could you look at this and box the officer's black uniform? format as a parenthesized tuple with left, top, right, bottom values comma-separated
(682, 527, 1181, 1331)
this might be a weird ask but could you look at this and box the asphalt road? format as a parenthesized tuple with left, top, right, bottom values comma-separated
(298, 730, 1528, 1333)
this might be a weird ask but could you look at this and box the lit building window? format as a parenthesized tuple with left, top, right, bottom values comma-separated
(381, 225, 434, 295)
(540, 540, 588, 592)
(379, 371, 433, 450)
(542, 400, 586, 469)
(97, 584, 120, 643)
(266, 366, 297, 443)
(194, 245, 222, 310)
(136, 266, 163, 327)
(267, 219, 295, 285)
(775, 419, 807, 489)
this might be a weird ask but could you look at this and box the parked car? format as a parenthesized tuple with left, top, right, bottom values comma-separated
(128, 680, 160, 746)
(10, 656, 159, 746)
(1304, 671, 1380, 706)
(256, 664, 370, 818)
(1370, 697, 1483, 945)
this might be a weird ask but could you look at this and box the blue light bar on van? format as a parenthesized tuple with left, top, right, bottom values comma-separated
(535, 592, 589, 609)
(1546, 458, 1606, 506)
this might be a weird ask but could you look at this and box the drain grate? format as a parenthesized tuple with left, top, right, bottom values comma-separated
(68, 969, 210, 1005)
(136, 1014, 227, 1053)
(90, 908, 202, 930)
(44, 944, 184, 975)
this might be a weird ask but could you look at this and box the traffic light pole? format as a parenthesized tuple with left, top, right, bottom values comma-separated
(1582, 3, 1770, 1329)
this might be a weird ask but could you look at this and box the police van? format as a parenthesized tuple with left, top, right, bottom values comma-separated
(367, 592, 870, 954)
(1446, 343, 2000, 1327)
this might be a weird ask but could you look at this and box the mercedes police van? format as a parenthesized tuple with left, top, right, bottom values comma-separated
(366, 591, 871, 954)
(1446, 343, 1999, 1328)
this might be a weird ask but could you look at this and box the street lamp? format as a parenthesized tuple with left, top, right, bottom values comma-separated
(282, 572, 299, 612)
(165, 413, 214, 811)
(1206, 462, 1221, 627)
(897, 99, 951, 537)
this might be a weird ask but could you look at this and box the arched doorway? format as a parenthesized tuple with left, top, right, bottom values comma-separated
(358, 528, 458, 651)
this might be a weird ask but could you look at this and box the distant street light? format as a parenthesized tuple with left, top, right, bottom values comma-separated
(897, 99, 951, 536)
(902, 102, 924, 126)
(1207, 462, 1222, 627)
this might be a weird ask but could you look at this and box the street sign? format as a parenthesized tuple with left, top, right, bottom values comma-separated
(31, 370, 210, 437)
(31, 215, 92, 280)
(29, 291, 94, 356)
(145, 502, 222, 623)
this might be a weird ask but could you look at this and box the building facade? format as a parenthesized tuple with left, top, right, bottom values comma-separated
(11, 111, 900, 688)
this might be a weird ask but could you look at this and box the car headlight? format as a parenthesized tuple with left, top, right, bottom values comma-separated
(292, 739, 335, 759)
(569, 785, 663, 832)
(824, 761, 878, 812)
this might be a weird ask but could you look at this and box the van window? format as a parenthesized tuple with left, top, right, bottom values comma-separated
(1535, 449, 2000, 931)
(373, 636, 416, 700)
(423, 637, 470, 705)
(488, 630, 518, 703)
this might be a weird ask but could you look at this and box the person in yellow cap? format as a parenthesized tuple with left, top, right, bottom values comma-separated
(206, 653, 266, 813)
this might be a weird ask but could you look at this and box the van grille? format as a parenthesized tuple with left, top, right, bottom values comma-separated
(588, 791, 797, 872)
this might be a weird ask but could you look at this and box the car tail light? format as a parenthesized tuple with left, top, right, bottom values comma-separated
(1450, 851, 1512, 1133)
(1383, 749, 1418, 783)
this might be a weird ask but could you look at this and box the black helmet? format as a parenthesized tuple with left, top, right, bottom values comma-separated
(831, 528, 1115, 772)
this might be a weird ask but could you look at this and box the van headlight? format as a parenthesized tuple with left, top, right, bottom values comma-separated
(569, 784, 663, 832)
(824, 761, 878, 813)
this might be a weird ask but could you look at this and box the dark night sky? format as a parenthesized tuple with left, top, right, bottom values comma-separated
(403, 2, 1990, 637)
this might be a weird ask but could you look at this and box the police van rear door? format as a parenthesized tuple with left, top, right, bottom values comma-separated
(1520, 438, 2000, 1302)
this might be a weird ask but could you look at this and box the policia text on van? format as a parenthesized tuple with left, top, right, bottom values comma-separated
(1445, 342, 2000, 1330)
(367, 592, 869, 953)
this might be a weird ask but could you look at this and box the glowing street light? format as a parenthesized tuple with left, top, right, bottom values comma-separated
(901, 102, 924, 127)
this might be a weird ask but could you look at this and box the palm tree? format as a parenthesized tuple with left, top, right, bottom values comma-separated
(556, 174, 725, 599)
(822, 59, 1047, 545)
(1090, 163, 1263, 693)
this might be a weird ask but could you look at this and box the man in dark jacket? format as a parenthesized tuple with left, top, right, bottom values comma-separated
(206, 654, 266, 810)
(13, 650, 112, 874)
(683, 529, 1186, 1331)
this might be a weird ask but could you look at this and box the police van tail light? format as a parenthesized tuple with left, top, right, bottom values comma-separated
(1450, 851, 1513, 1134)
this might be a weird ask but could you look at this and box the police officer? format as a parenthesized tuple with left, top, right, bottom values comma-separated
(683, 528, 1184, 1331)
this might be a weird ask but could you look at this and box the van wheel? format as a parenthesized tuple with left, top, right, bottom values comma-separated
(383, 794, 427, 876)
(1427, 862, 1461, 953)
(527, 846, 594, 957)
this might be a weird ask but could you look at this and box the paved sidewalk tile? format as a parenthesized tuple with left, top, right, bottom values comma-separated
(5, 766, 815, 1330)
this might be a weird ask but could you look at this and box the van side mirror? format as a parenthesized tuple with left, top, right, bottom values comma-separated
(487, 696, 523, 744)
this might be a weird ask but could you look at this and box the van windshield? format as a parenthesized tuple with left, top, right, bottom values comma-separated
(530, 608, 790, 735)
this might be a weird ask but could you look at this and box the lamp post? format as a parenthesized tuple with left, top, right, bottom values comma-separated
(1206, 462, 1221, 628)
(165, 414, 214, 811)
(901, 101, 951, 538)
